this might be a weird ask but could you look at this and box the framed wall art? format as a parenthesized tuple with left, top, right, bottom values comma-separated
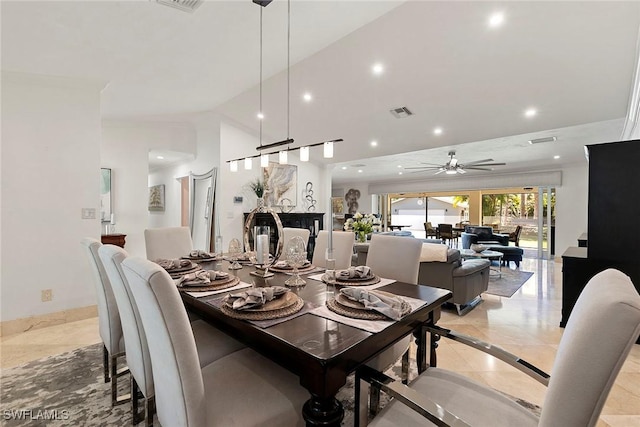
(263, 163, 297, 208)
(149, 184, 165, 212)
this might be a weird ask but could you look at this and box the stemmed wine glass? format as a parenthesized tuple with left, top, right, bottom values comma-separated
(228, 238, 243, 270)
(324, 248, 337, 297)
(284, 236, 307, 287)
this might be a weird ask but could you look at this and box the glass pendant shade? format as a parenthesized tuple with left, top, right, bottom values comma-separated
(244, 157, 252, 170)
(324, 141, 334, 158)
(261, 153, 269, 167)
(299, 146, 309, 162)
(279, 150, 288, 164)
(230, 160, 238, 172)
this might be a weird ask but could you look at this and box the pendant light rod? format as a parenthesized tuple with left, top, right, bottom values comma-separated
(228, 139, 343, 163)
(255, 138, 294, 151)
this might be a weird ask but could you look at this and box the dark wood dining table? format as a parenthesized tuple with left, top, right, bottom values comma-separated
(181, 260, 451, 427)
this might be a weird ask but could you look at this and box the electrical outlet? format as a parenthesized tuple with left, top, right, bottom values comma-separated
(81, 208, 96, 219)
(41, 289, 53, 302)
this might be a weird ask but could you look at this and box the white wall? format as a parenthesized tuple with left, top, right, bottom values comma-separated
(102, 121, 197, 257)
(1, 72, 104, 321)
(554, 162, 589, 258)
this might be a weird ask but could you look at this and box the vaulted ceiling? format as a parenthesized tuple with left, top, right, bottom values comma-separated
(3, 1, 639, 185)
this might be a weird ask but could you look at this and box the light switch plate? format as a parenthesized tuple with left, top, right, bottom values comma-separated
(82, 208, 96, 219)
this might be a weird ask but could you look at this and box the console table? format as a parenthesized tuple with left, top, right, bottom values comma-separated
(101, 233, 126, 248)
(243, 212, 324, 259)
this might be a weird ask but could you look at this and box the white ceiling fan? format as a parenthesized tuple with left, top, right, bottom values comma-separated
(405, 150, 506, 175)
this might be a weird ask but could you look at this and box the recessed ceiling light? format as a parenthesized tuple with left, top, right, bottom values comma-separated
(156, 155, 164, 160)
(488, 12, 504, 28)
(372, 63, 384, 75)
(257, 112, 264, 120)
(370, 140, 378, 147)
(303, 92, 312, 102)
(398, 172, 403, 175)
(341, 166, 347, 170)
(554, 155, 560, 160)
(433, 127, 443, 135)
(358, 169, 363, 173)
(397, 165, 402, 168)
(524, 108, 537, 118)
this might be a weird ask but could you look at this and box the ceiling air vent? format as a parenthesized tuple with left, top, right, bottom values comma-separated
(390, 107, 413, 119)
(528, 136, 557, 145)
(154, 0, 202, 13)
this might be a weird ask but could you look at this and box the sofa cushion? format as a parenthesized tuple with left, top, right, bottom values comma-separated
(465, 226, 494, 241)
(420, 243, 449, 262)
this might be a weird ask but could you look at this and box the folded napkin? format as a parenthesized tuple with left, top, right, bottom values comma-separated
(176, 270, 210, 287)
(340, 287, 404, 320)
(189, 249, 213, 258)
(156, 258, 192, 270)
(338, 266, 371, 280)
(208, 270, 229, 280)
(274, 260, 310, 268)
(225, 286, 289, 311)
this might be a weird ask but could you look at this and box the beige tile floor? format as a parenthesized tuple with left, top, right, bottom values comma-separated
(1, 257, 639, 425)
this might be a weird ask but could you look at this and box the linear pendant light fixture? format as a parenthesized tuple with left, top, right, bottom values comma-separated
(228, 0, 342, 171)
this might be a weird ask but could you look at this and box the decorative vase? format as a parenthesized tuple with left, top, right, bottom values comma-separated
(357, 231, 367, 243)
(470, 243, 486, 253)
(257, 196, 266, 213)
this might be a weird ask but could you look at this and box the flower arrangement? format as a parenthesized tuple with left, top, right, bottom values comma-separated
(343, 212, 381, 242)
(248, 178, 265, 198)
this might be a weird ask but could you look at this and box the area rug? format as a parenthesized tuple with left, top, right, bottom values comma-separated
(486, 268, 534, 297)
(0, 343, 540, 426)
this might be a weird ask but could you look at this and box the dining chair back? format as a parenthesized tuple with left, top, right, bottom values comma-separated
(80, 237, 128, 407)
(509, 225, 523, 246)
(312, 230, 355, 269)
(366, 234, 423, 284)
(438, 223, 458, 247)
(144, 226, 193, 261)
(121, 256, 306, 427)
(282, 227, 311, 254)
(423, 222, 437, 238)
(99, 244, 155, 425)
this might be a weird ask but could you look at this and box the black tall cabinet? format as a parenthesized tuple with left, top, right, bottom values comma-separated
(562, 139, 640, 328)
(587, 139, 640, 286)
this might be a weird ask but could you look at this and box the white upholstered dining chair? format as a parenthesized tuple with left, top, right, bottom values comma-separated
(99, 245, 245, 426)
(80, 238, 128, 407)
(356, 268, 640, 427)
(282, 227, 311, 254)
(362, 234, 424, 416)
(144, 226, 193, 261)
(312, 230, 355, 270)
(121, 256, 308, 427)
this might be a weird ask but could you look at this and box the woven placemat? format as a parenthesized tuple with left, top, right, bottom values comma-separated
(326, 295, 411, 320)
(328, 274, 381, 287)
(270, 263, 316, 274)
(181, 256, 221, 263)
(177, 276, 240, 292)
(220, 294, 304, 320)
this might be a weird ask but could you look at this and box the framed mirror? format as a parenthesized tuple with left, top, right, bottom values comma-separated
(189, 168, 216, 252)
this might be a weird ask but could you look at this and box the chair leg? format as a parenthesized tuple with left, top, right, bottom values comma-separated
(110, 352, 131, 407)
(146, 396, 155, 427)
(401, 350, 409, 385)
(368, 382, 381, 417)
(103, 345, 110, 383)
(131, 376, 145, 425)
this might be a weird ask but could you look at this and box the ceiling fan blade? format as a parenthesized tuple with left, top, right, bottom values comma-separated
(457, 168, 466, 174)
(462, 158, 494, 166)
(463, 167, 494, 171)
(462, 162, 506, 167)
(434, 169, 447, 175)
(417, 162, 444, 167)
(404, 166, 441, 170)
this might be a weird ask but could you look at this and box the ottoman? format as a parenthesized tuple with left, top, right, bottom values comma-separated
(487, 245, 524, 267)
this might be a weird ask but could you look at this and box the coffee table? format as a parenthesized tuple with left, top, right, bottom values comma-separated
(460, 249, 503, 278)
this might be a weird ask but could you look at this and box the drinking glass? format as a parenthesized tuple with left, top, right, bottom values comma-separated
(285, 236, 307, 287)
(228, 238, 243, 270)
(325, 248, 336, 297)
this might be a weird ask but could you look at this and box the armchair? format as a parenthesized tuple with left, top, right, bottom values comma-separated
(461, 225, 509, 249)
(509, 225, 523, 246)
(355, 268, 640, 427)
